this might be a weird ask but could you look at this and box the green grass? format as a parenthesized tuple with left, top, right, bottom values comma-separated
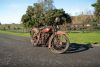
(0, 30, 30, 37)
(68, 32, 100, 44)
(0, 30, 100, 44)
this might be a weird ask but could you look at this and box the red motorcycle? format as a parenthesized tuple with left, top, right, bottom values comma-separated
(30, 24, 70, 54)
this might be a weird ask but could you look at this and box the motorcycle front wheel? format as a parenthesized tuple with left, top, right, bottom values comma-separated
(49, 34, 70, 54)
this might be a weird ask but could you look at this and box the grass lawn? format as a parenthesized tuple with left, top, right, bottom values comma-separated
(0, 30, 29, 37)
(68, 32, 100, 44)
(0, 30, 100, 44)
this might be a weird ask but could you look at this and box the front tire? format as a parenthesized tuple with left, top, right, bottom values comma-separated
(49, 34, 70, 54)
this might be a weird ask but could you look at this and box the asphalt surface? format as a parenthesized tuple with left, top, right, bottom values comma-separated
(0, 34, 100, 67)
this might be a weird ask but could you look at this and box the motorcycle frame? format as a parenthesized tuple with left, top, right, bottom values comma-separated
(31, 25, 66, 48)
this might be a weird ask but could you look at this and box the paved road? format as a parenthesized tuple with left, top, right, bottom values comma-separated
(0, 34, 100, 67)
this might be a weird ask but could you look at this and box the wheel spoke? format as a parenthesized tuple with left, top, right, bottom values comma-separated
(51, 34, 69, 51)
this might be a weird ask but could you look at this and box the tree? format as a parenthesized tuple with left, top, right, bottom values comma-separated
(38, 0, 55, 11)
(8, 25, 11, 30)
(21, 0, 72, 28)
(44, 9, 72, 25)
(72, 11, 95, 24)
(0, 22, 1, 25)
(92, 0, 100, 23)
(21, 3, 44, 28)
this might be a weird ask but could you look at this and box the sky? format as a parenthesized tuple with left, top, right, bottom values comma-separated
(0, 0, 96, 24)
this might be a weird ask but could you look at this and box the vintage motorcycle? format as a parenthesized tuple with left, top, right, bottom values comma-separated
(30, 18, 70, 54)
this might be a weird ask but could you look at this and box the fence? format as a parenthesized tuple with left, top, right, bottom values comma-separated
(0, 23, 100, 33)
(66, 23, 100, 32)
(0, 24, 30, 33)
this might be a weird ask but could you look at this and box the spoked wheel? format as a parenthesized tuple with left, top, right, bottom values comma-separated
(30, 31, 39, 47)
(49, 34, 70, 54)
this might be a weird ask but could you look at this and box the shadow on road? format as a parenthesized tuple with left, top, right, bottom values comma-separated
(66, 43, 93, 53)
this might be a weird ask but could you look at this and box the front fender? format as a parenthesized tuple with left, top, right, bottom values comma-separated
(48, 31, 67, 49)
(56, 31, 66, 35)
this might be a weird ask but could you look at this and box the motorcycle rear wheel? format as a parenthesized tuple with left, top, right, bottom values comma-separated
(30, 31, 39, 46)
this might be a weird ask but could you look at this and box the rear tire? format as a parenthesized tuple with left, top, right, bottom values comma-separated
(49, 34, 70, 54)
(30, 31, 39, 47)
